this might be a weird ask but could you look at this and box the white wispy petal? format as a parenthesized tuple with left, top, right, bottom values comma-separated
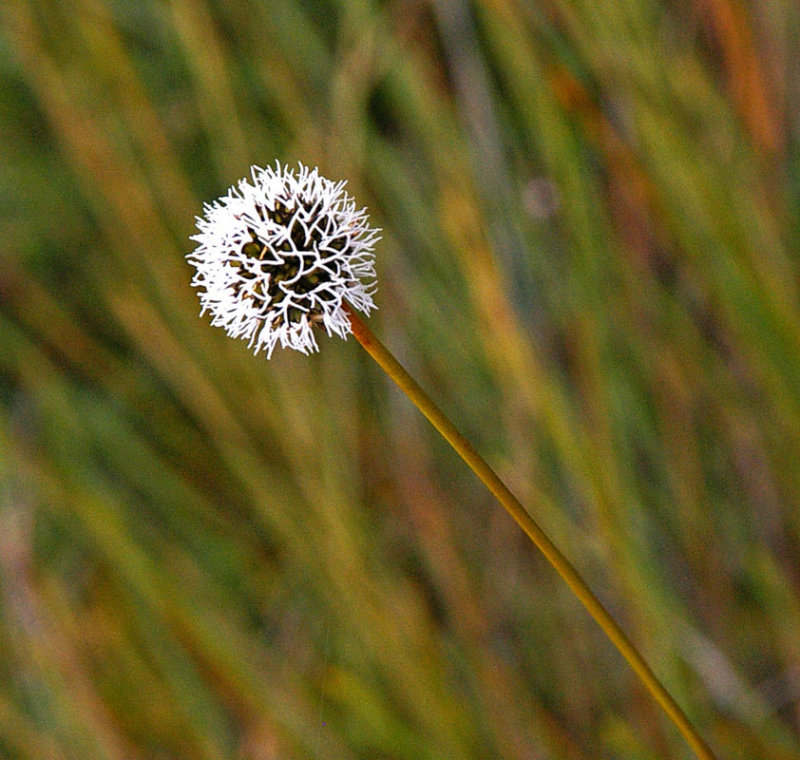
(188, 162, 379, 357)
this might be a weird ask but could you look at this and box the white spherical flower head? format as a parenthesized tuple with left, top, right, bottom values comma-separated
(188, 162, 379, 357)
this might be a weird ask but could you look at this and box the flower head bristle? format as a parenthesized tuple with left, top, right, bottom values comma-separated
(188, 162, 379, 357)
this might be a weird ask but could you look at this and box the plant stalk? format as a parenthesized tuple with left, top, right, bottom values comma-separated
(344, 303, 715, 760)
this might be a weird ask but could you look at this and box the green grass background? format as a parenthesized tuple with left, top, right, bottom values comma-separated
(2, 0, 799, 757)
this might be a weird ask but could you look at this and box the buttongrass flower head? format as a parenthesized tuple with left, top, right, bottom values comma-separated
(188, 162, 379, 357)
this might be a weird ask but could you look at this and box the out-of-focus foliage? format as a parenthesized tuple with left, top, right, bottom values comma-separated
(1, 0, 799, 757)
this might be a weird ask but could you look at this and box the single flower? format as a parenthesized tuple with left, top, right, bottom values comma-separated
(185, 163, 715, 760)
(188, 162, 379, 357)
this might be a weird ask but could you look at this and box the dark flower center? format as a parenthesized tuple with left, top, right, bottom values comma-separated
(232, 200, 345, 326)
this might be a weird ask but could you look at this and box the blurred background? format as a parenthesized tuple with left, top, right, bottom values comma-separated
(1, 0, 799, 757)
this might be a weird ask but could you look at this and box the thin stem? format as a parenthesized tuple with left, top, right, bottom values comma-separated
(344, 303, 716, 760)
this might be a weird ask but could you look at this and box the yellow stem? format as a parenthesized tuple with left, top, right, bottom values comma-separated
(344, 303, 716, 760)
